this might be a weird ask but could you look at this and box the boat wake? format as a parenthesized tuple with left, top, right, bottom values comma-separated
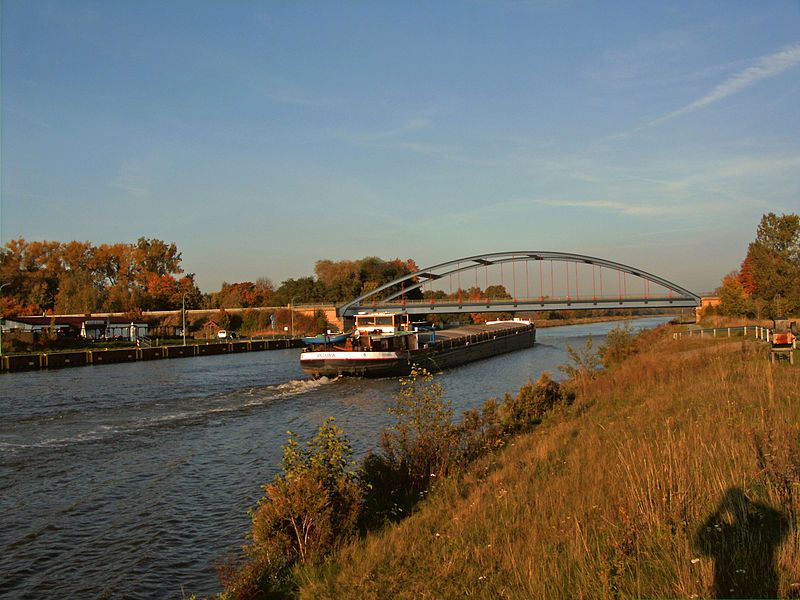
(0, 377, 339, 452)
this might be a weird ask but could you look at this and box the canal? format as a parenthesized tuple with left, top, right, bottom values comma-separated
(0, 318, 668, 598)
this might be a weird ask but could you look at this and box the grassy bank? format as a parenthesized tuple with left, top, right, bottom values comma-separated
(294, 331, 800, 598)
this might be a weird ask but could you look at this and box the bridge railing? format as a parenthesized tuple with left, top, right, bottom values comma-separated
(365, 293, 691, 305)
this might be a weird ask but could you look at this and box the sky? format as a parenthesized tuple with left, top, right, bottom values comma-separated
(2, 1, 799, 295)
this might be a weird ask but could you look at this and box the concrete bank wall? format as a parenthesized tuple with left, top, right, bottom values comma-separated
(0, 339, 303, 373)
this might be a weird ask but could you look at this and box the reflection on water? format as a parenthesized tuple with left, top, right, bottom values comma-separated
(0, 317, 668, 598)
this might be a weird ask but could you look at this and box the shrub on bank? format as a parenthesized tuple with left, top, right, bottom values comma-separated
(220, 419, 361, 599)
(219, 369, 574, 598)
(501, 371, 574, 432)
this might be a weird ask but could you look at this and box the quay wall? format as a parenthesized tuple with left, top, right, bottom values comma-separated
(0, 338, 303, 374)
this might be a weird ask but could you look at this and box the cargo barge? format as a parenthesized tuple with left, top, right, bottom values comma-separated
(300, 312, 535, 378)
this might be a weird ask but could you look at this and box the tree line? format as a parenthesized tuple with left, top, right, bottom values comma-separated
(0, 237, 201, 316)
(716, 212, 800, 318)
(0, 239, 421, 318)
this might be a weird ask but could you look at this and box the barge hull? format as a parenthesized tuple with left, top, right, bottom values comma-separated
(300, 357, 411, 378)
(300, 322, 535, 378)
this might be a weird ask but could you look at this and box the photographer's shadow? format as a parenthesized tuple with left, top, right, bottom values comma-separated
(694, 487, 790, 598)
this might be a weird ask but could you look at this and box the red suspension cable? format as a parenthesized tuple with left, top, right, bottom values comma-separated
(512, 256, 517, 304)
(599, 266, 603, 298)
(539, 260, 544, 302)
(457, 262, 461, 305)
(566, 260, 571, 301)
(525, 259, 529, 300)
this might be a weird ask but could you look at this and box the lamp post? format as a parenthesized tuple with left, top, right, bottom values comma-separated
(0, 283, 8, 359)
(289, 297, 295, 338)
(182, 292, 188, 346)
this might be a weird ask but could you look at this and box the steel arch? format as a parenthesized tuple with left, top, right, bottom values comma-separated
(337, 251, 700, 317)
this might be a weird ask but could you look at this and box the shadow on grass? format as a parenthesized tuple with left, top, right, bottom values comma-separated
(694, 487, 790, 599)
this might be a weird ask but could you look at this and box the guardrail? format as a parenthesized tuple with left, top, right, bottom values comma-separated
(672, 325, 798, 361)
(671, 326, 777, 341)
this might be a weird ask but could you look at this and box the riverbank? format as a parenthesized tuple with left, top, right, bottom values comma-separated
(533, 313, 676, 328)
(290, 327, 799, 598)
(0, 338, 304, 373)
(0, 313, 672, 374)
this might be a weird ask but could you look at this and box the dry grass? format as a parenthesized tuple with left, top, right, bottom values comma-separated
(296, 333, 800, 599)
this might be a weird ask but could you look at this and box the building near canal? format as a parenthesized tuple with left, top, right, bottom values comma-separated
(1, 315, 149, 340)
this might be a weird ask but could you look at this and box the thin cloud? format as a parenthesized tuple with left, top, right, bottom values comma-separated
(528, 198, 674, 216)
(648, 42, 800, 126)
(344, 117, 433, 143)
(524, 198, 724, 217)
(109, 161, 149, 197)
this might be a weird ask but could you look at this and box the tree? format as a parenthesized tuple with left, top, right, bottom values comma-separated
(208, 279, 274, 309)
(486, 284, 511, 299)
(756, 213, 800, 260)
(1, 237, 195, 315)
(741, 213, 800, 316)
(717, 272, 753, 317)
(273, 277, 327, 305)
(313, 256, 420, 303)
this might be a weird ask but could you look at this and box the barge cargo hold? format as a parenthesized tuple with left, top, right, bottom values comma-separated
(300, 313, 535, 378)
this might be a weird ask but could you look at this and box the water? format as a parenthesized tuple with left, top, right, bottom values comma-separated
(0, 318, 668, 598)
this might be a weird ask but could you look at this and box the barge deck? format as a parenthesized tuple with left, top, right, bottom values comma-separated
(300, 316, 535, 378)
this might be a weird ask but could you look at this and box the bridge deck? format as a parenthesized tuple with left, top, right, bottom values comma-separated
(341, 295, 697, 316)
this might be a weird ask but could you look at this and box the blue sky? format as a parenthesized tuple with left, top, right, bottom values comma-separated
(2, 1, 799, 294)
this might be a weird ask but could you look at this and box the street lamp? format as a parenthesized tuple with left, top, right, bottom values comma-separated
(289, 297, 296, 338)
(182, 292, 188, 346)
(0, 283, 9, 359)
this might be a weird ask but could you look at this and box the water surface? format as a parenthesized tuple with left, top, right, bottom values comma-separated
(0, 317, 668, 598)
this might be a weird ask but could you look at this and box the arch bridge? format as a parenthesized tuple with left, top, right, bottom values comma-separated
(338, 251, 700, 318)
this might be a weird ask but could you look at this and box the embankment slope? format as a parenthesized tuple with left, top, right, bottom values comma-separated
(298, 335, 800, 599)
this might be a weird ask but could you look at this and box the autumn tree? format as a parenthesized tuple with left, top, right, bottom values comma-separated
(313, 256, 420, 303)
(716, 271, 753, 317)
(740, 213, 800, 317)
(271, 257, 420, 305)
(0, 237, 199, 315)
(207, 278, 274, 309)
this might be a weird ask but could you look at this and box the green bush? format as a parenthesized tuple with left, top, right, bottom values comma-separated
(501, 372, 573, 432)
(457, 397, 505, 464)
(224, 418, 361, 599)
(361, 368, 458, 523)
(601, 322, 638, 368)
